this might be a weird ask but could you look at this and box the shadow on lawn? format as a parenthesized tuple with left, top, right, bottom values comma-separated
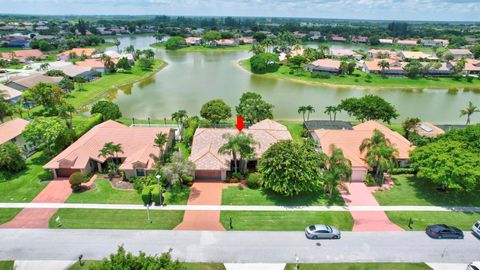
(397, 175, 478, 207)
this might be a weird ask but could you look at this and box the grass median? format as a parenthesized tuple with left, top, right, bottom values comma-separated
(69, 261, 225, 270)
(220, 211, 353, 231)
(386, 211, 480, 231)
(0, 209, 22, 225)
(284, 263, 432, 270)
(49, 209, 184, 230)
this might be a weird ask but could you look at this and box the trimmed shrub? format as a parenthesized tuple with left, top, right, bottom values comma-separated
(364, 174, 376, 187)
(246, 173, 261, 189)
(69, 172, 84, 192)
(141, 185, 165, 205)
(390, 167, 416, 175)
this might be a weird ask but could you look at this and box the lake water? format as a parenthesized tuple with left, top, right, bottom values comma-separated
(107, 36, 480, 124)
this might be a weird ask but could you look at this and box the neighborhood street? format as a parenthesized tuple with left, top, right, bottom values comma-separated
(0, 229, 478, 263)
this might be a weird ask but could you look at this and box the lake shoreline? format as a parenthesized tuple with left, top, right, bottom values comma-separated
(237, 59, 480, 91)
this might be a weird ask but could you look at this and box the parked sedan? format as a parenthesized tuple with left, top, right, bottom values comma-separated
(472, 221, 480, 237)
(425, 224, 464, 239)
(305, 224, 341, 239)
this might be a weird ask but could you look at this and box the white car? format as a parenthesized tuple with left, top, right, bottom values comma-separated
(472, 221, 480, 237)
(467, 262, 480, 270)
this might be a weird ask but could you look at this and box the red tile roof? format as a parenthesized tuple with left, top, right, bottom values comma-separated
(58, 48, 96, 57)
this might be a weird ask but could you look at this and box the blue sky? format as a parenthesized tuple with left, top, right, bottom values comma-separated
(2, 0, 480, 21)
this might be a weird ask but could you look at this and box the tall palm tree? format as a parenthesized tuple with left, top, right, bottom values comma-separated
(113, 38, 121, 52)
(323, 145, 352, 197)
(262, 37, 275, 53)
(171, 110, 188, 127)
(297, 106, 307, 122)
(378, 60, 390, 76)
(58, 104, 76, 129)
(218, 133, 241, 173)
(236, 133, 259, 174)
(98, 142, 124, 175)
(460, 102, 479, 125)
(324, 106, 341, 121)
(359, 130, 398, 183)
(153, 133, 168, 164)
(305, 105, 315, 121)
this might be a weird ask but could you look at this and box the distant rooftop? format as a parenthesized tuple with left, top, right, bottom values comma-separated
(304, 120, 353, 131)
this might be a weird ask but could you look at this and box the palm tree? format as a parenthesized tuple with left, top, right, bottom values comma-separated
(171, 110, 188, 127)
(323, 145, 352, 198)
(153, 133, 168, 164)
(98, 142, 124, 175)
(460, 102, 479, 125)
(359, 130, 398, 184)
(262, 37, 275, 53)
(305, 105, 315, 121)
(218, 133, 241, 173)
(113, 38, 121, 52)
(401, 117, 421, 138)
(39, 62, 50, 71)
(58, 104, 76, 129)
(125, 45, 135, 54)
(236, 133, 259, 174)
(378, 60, 390, 76)
(297, 106, 307, 122)
(324, 106, 341, 121)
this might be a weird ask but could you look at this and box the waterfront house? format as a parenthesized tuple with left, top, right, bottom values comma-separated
(185, 37, 202, 46)
(44, 120, 174, 178)
(310, 121, 413, 181)
(57, 48, 96, 61)
(329, 48, 363, 60)
(363, 59, 406, 76)
(75, 59, 116, 73)
(367, 49, 398, 60)
(189, 119, 292, 180)
(6, 73, 63, 91)
(305, 59, 341, 74)
(44, 64, 99, 81)
(447, 49, 473, 59)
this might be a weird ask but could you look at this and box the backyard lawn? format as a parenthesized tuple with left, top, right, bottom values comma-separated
(220, 211, 353, 231)
(278, 121, 305, 143)
(66, 179, 190, 205)
(222, 185, 345, 206)
(49, 209, 184, 230)
(0, 209, 22, 225)
(0, 152, 50, 202)
(284, 263, 432, 270)
(386, 211, 480, 231)
(374, 175, 479, 206)
(69, 261, 225, 270)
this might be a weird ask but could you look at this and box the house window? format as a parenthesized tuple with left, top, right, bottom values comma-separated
(136, 169, 145, 177)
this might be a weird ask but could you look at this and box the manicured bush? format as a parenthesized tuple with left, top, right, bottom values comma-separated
(390, 167, 416, 175)
(141, 185, 165, 205)
(246, 173, 261, 189)
(69, 172, 84, 192)
(364, 174, 376, 186)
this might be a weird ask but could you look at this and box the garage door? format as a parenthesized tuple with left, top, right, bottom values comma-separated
(56, 168, 80, 178)
(195, 170, 222, 180)
(351, 168, 368, 182)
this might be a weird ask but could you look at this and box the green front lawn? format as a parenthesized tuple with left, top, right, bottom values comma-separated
(284, 263, 431, 270)
(0, 261, 13, 270)
(49, 209, 184, 230)
(0, 209, 21, 225)
(240, 59, 480, 89)
(222, 186, 344, 206)
(66, 179, 143, 204)
(0, 152, 50, 202)
(386, 211, 480, 231)
(67, 59, 166, 110)
(220, 211, 353, 231)
(374, 175, 479, 206)
(70, 261, 224, 270)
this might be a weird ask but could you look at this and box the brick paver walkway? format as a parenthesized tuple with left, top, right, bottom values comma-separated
(175, 181, 228, 231)
(341, 182, 403, 232)
(0, 176, 96, 229)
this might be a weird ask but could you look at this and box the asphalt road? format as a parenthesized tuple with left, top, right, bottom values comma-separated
(0, 229, 479, 263)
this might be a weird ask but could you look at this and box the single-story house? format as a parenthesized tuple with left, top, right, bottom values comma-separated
(311, 121, 414, 181)
(75, 59, 116, 73)
(351, 36, 368, 43)
(6, 73, 63, 91)
(0, 84, 23, 103)
(363, 59, 406, 76)
(91, 50, 134, 63)
(239, 37, 254, 44)
(414, 122, 445, 138)
(447, 49, 473, 60)
(461, 59, 480, 75)
(185, 37, 202, 46)
(304, 120, 353, 131)
(212, 39, 238, 47)
(329, 48, 363, 60)
(57, 48, 96, 60)
(44, 64, 99, 81)
(0, 49, 45, 62)
(379, 39, 394, 45)
(44, 120, 174, 178)
(367, 49, 398, 60)
(433, 39, 449, 46)
(189, 119, 292, 180)
(399, 51, 438, 61)
(397, 39, 418, 46)
(305, 59, 341, 74)
(0, 118, 34, 157)
(330, 35, 347, 42)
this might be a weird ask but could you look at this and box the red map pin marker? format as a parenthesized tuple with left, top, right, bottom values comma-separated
(235, 116, 245, 132)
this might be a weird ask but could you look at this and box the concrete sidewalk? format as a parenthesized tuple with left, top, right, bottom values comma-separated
(1, 202, 480, 212)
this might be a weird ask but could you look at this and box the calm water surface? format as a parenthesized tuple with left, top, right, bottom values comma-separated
(107, 36, 480, 123)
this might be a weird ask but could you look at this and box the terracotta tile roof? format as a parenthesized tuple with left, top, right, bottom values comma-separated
(447, 49, 472, 56)
(0, 49, 44, 60)
(75, 59, 117, 69)
(44, 64, 92, 77)
(310, 59, 341, 69)
(185, 37, 202, 44)
(312, 121, 414, 168)
(189, 119, 292, 171)
(463, 59, 480, 72)
(364, 59, 404, 72)
(397, 39, 418, 46)
(8, 73, 63, 89)
(44, 120, 172, 171)
(57, 48, 96, 57)
(0, 118, 29, 145)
